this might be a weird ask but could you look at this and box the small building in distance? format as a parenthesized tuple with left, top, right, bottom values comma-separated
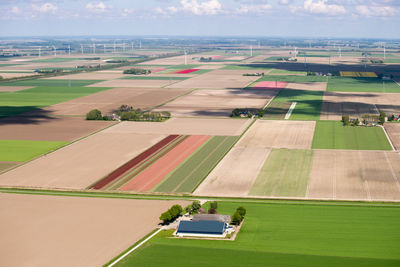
(176, 220, 226, 238)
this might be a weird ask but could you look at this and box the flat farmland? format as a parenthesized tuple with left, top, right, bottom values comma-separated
(103, 118, 251, 136)
(312, 121, 392, 150)
(285, 82, 327, 91)
(194, 146, 270, 197)
(137, 55, 199, 65)
(0, 193, 189, 267)
(0, 79, 102, 87)
(321, 91, 400, 120)
(0, 86, 33, 92)
(40, 87, 189, 116)
(256, 75, 327, 83)
(308, 150, 400, 201)
(167, 69, 260, 89)
(155, 89, 277, 117)
(0, 116, 115, 141)
(86, 79, 179, 88)
(0, 162, 19, 172)
(0, 132, 165, 189)
(327, 77, 400, 93)
(384, 123, 400, 150)
(239, 120, 316, 149)
(45, 71, 125, 80)
(249, 149, 313, 197)
(115, 201, 400, 267)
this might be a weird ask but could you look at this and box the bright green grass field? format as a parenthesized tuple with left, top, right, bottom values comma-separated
(312, 121, 392, 150)
(384, 59, 400, 63)
(114, 201, 400, 267)
(327, 77, 400, 93)
(0, 86, 110, 118)
(264, 89, 323, 121)
(249, 149, 313, 197)
(268, 69, 307, 75)
(121, 76, 189, 80)
(0, 79, 102, 87)
(153, 136, 239, 193)
(0, 140, 67, 162)
(257, 75, 327, 83)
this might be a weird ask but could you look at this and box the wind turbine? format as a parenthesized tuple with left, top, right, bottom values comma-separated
(383, 43, 386, 59)
(104, 44, 106, 54)
(81, 44, 84, 54)
(68, 45, 71, 56)
(139, 40, 142, 49)
(38, 46, 41, 57)
(93, 43, 96, 54)
(250, 45, 253, 57)
(184, 49, 187, 65)
(113, 40, 116, 53)
(52, 45, 57, 56)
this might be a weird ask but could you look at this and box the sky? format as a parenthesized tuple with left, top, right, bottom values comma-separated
(1, 0, 399, 38)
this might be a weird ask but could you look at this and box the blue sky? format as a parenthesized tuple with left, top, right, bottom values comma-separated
(1, 0, 399, 38)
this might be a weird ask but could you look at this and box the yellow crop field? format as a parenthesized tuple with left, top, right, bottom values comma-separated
(340, 71, 378, 78)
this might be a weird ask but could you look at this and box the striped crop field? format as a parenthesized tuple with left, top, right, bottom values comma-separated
(340, 71, 377, 78)
(152, 136, 239, 193)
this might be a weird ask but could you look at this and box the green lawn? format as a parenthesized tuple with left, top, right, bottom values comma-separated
(153, 136, 239, 193)
(121, 76, 189, 80)
(312, 121, 392, 150)
(249, 149, 313, 197)
(264, 89, 323, 121)
(327, 77, 400, 93)
(257, 75, 327, 83)
(0, 139, 67, 162)
(114, 201, 400, 267)
(0, 79, 102, 87)
(0, 86, 110, 118)
(268, 69, 307, 75)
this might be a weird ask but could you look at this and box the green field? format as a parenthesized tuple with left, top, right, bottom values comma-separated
(257, 75, 327, 83)
(122, 76, 189, 80)
(268, 69, 307, 75)
(264, 89, 323, 121)
(0, 63, 19, 67)
(249, 149, 313, 197)
(384, 59, 400, 63)
(28, 58, 88, 63)
(0, 139, 67, 162)
(0, 162, 18, 172)
(312, 121, 392, 150)
(153, 136, 239, 193)
(327, 77, 400, 93)
(297, 54, 331, 58)
(0, 79, 102, 87)
(222, 65, 270, 70)
(114, 201, 400, 267)
(0, 86, 110, 118)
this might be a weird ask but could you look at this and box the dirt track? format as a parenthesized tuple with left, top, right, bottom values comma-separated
(0, 116, 115, 141)
(103, 118, 251, 136)
(0, 193, 189, 267)
(308, 150, 400, 201)
(0, 132, 165, 189)
(238, 120, 316, 149)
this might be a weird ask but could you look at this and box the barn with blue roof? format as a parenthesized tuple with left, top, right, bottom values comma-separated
(176, 220, 227, 237)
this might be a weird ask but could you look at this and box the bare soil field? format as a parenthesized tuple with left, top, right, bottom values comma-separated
(0, 193, 189, 267)
(308, 150, 400, 201)
(167, 69, 260, 89)
(0, 132, 165, 189)
(45, 71, 125, 80)
(285, 82, 327, 91)
(154, 89, 277, 117)
(0, 86, 33, 92)
(384, 123, 400, 150)
(238, 120, 316, 149)
(0, 116, 115, 141)
(86, 79, 178, 88)
(197, 64, 225, 69)
(138, 55, 198, 65)
(0, 162, 20, 172)
(320, 92, 400, 120)
(0, 72, 37, 79)
(103, 117, 251, 136)
(41, 87, 188, 116)
(194, 146, 270, 197)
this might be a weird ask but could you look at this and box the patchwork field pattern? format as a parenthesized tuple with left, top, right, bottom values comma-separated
(327, 77, 400, 93)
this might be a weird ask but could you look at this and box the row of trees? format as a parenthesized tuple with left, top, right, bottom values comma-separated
(86, 105, 171, 122)
(160, 204, 183, 224)
(342, 112, 386, 126)
(232, 108, 264, 118)
(184, 200, 202, 215)
(231, 206, 246, 225)
(123, 68, 151, 75)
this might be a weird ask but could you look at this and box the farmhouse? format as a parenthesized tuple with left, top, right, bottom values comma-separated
(176, 220, 227, 238)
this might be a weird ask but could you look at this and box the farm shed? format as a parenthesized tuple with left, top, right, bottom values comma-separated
(176, 220, 226, 237)
(192, 214, 231, 224)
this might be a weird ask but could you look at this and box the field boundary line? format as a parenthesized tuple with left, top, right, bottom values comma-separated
(284, 102, 297, 119)
(380, 125, 396, 151)
(107, 228, 162, 267)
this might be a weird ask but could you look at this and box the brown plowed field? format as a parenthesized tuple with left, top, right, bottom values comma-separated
(0, 86, 33, 92)
(154, 89, 277, 117)
(0, 132, 165, 189)
(86, 79, 179, 88)
(321, 92, 400, 120)
(40, 87, 188, 116)
(384, 123, 400, 150)
(0, 116, 115, 141)
(45, 71, 125, 80)
(166, 69, 260, 89)
(285, 82, 327, 91)
(103, 118, 251, 136)
(238, 120, 316, 149)
(194, 146, 270, 197)
(121, 135, 210, 192)
(308, 150, 400, 201)
(0, 72, 36, 79)
(0, 193, 189, 267)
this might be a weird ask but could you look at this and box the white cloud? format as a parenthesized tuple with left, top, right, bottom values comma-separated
(86, 2, 107, 14)
(355, 5, 397, 16)
(11, 6, 21, 14)
(32, 2, 57, 14)
(280, 0, 291, 4)
(303, 0, 346, 15)
(235, 4, 272, 14)
(180, 0, 222, 15)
